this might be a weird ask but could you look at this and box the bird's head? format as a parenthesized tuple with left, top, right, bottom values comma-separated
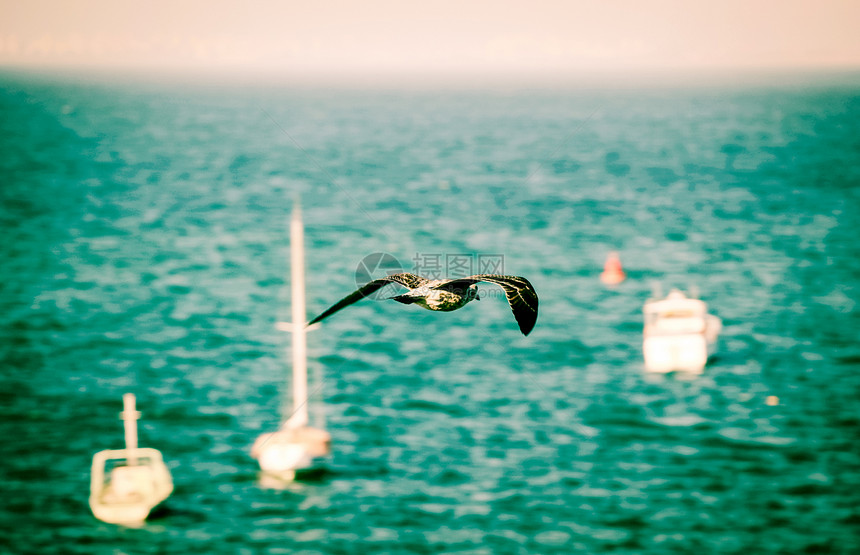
(468, 284, 480, 301)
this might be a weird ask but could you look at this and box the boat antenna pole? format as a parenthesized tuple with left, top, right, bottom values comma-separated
(121, 393, 141, 465)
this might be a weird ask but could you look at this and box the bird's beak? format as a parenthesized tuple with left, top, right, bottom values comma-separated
(476, 293, 481, 301)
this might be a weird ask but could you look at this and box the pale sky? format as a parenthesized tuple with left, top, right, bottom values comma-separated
(1, 0, 859, 77)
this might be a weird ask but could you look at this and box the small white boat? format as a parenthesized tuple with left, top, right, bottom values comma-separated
(89, 394, 173, 525)
(642, 288, 722, 374)
(252, 201, 331, 481)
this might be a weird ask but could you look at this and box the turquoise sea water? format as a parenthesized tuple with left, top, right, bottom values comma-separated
(1, 71, 859, 554)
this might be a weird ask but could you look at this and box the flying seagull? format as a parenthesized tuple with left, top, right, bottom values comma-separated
(308, 273, 539, 335)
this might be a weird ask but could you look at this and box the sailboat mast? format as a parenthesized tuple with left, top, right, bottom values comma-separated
(288, 203, 309, 428)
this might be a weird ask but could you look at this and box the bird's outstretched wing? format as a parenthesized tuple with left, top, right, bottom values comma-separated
(307, 273, 427, 326)
(434, 274, 539, 335)
(384, 272, 430, 290)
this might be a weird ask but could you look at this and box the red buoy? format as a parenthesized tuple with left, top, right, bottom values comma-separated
(600, 251, 626, 285)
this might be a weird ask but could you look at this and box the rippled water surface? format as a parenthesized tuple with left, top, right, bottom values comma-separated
(1, 72, 859, 554)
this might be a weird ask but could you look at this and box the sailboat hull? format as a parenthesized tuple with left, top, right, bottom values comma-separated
(252, 426, 332, 476)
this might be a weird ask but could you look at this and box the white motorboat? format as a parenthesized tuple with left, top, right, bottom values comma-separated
(642, 288, 722, 374)
(252, 201, 331, 481)
(89, 394, 173, 525)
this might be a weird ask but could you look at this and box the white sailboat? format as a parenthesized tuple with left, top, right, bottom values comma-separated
(642, 288, 722, 374)
(251, 202, 331, 480)
(89, 393, 173, 525)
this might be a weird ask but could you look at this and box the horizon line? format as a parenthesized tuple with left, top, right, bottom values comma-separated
(4, 62, 860, 90)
